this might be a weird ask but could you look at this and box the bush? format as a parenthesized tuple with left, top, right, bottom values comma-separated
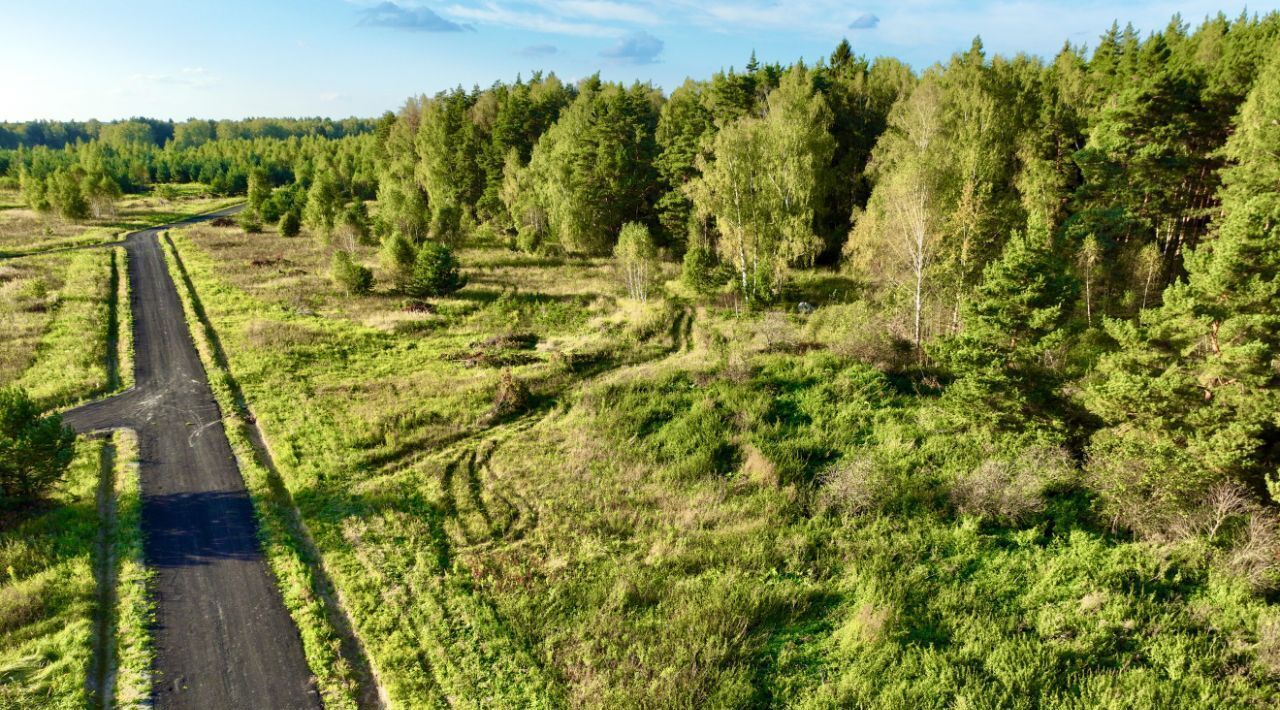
(430, 204, 463, 246)
(155, 184, 180, 203)
(278, 210, 301, 237)
(615, 222, 659, 301)
(950, 447, 1075, 525)
(817, 458, 893, 518)
(237, 209, 264, 234)
(331, 250, 374, 295)
(516, 227, 543, 254)
(486, 369, 531, 423)
(682, 242, 722, 294)
(406, 242, 467, 298)
(0, 387, 76, 506)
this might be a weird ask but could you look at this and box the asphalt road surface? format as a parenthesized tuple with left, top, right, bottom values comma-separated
(64, 208, 320, 709)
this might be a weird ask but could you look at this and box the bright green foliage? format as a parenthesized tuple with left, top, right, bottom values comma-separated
(98, 120, 156, 148)
(935, 218, 1079, 431)
(237, 208, 264, 233)
(522, 79, 660, 255)
(380, 231, 417, 292)
(0, 387, 76, 505)
(303, 168, 344, 239)
(330, 250, 374, 296)
(690, 66, 834, 300)
(614, 222, 659, 301)
(375, 106, 430, 241)
(406, 242, 466, 298)
(414, 89, 486, 220)
(1086, 50, 1280, 513)
(247, 167, 271, 214)
(0, 439, 104, 707)
(681, 242, 722, 294)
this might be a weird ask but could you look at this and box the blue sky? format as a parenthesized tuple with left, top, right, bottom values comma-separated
(0, 0, 1271, 120)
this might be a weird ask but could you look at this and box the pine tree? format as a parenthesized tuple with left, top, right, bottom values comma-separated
(935, 216, 1078, 430)
(380, 231, 417, 292)
(1086, 51, 1280, 514)
(303, 169, 341, 239)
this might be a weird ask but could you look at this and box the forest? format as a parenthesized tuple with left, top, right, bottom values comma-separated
(2, 9, 1279, 708)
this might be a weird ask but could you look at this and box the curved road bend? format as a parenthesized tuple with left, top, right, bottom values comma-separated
(64, 208, 320, 709)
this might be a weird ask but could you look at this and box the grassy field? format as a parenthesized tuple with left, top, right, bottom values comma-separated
(3, 248, 124, 410)
(166, 220, 1280, 708)
(0, 184, 238, 257)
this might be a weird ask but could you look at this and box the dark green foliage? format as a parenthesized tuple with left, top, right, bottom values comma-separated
(406, 242, 467, 298)
(1085, 50, 1280, 517)
(681, 242, 723, 294)
(934, 219, 1079, 431)
(0, 387, 76, 506)
(330, 250, 374, 295)
(278, 210, 301, 237)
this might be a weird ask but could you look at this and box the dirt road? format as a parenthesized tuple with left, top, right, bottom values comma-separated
(64, 208, 320, 709)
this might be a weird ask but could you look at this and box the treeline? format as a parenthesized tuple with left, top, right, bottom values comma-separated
(0, 116, 375, 150)
(3, 133, 376, 220)
(363, 13, 1277, 310)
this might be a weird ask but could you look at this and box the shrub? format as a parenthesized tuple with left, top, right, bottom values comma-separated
(406, 242, 467, 298)
(817, 458, 892, 518)
(0, 387, 76, 506)
(681, 242, 722, 294)
(516, 225, 542, 254)
(155, 183, 180, 203)
(430, 204, 463, 246)
(237, 208, 263, 234)
(330, 250, 374, 295)
(278, 210, 301, 237)
(950, 447, 1075, 525)
(380, 231, 416, 292)
(486, 369, 531, 423)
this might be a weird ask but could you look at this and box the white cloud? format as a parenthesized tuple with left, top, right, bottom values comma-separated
(442, 2, 621, 37)
(129, 67, 218, 89)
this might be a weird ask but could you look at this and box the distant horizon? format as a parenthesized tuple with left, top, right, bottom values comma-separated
(2, 0, 1273, 122)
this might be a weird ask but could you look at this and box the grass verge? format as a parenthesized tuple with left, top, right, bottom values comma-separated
(113, 248, 134, 391)
(108, 429, 149, 708)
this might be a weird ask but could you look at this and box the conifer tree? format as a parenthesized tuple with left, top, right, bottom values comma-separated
(1086, 52, 1280, 511)
(936, 216, 1078, 430)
